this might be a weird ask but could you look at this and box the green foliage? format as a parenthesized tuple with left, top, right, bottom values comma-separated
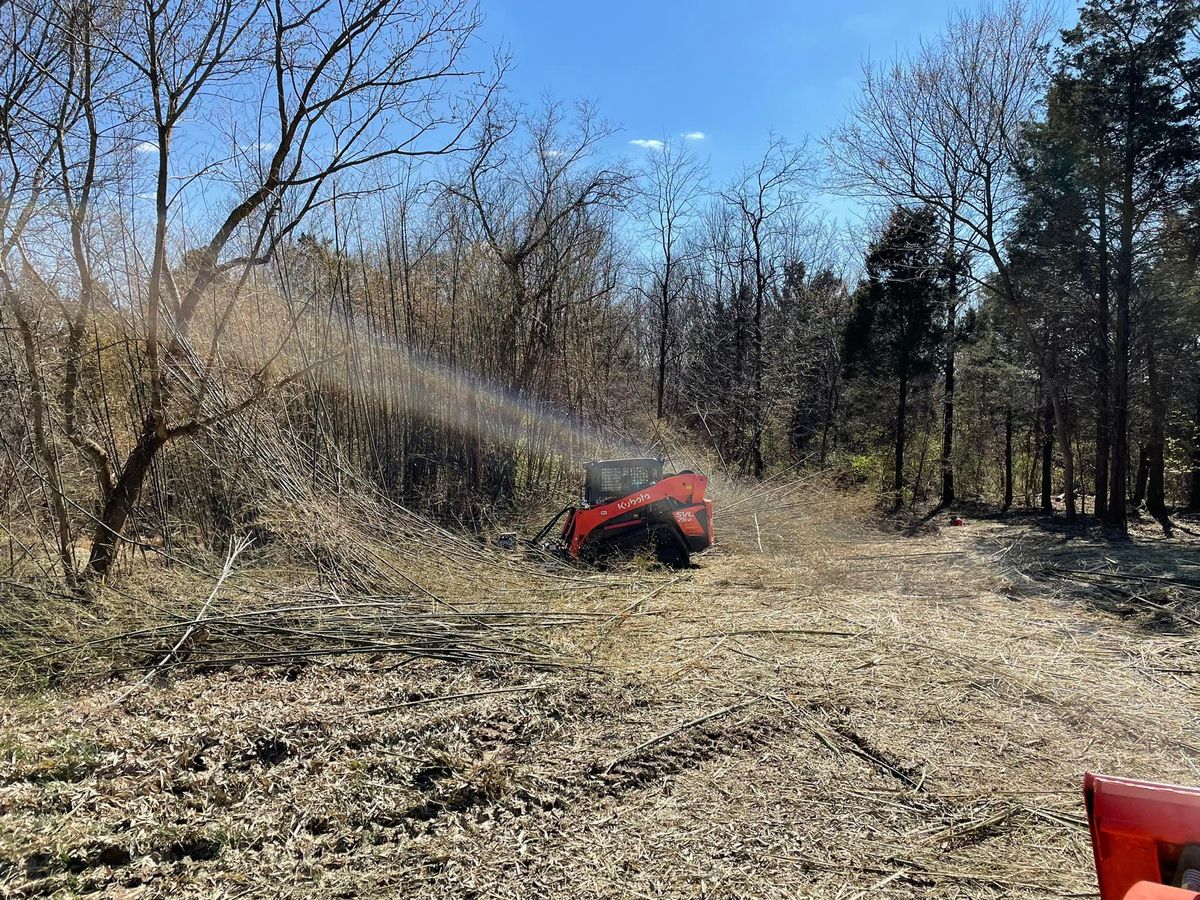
(1061, 0, 1199, 190)
(843, 206, 947, 383)
(842, 205, 950, 507)
(848, 452, 883, 485)
(827, 450, 884, 491)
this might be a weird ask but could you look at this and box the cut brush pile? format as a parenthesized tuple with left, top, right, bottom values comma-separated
(0, 415, 658, 687)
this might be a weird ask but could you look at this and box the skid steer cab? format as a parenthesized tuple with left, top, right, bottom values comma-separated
(1086, 773, 1200, 899)
(533, 458, 713, 568)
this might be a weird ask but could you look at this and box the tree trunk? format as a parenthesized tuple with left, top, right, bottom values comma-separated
(1146, 439, 1166, 518)
(894, 363, 909, 511)
(1189, 376, 1200, 513)
(939, 306, 955, 508)
(1132, 446, 1150, 508)
(1003, 406, 1014, 512)
(87, 418, 167, 577)
(1076, 435, 1088, 515)
(1105, 142, 1135, 531)
(1094, 188, 1111, 521)
(656, 289, 668, 420)
(6, 285, 77, 582)
(1146, 345, 1167, 519)
(1107, 311, 1130, 526)
(912, 408, 933, 509)
(940, 226, 958, 508)
(1094, 409, 1110, 521)
(751, 269, 765, 479)
(819, 363, 838, 466)
(1049, 376, 1076, 520)
(1024, 404, 1038, 507)
(1041, 398, 1053, 513)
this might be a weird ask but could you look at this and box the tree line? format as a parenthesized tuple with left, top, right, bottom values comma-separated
(2, 0, 1198, 585)
(831, 0, 1200, 526)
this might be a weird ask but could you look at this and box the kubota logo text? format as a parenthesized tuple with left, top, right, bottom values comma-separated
(616, 491, 651, 511)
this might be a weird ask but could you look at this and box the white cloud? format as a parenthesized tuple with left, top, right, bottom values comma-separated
(682, 131, 706, 140)
(135, 141, 158, 153)
(629, 138, 665, 151)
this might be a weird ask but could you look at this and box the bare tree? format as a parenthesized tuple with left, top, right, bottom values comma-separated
(721, 137, 812, 477)
(5, 0, 498, 578)
(445, 100, 632, 392)
(635, 137, 706, 419)
(0, 2, 76, 578)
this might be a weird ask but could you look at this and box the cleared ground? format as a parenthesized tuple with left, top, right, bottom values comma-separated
(3, 492, 1200, 898)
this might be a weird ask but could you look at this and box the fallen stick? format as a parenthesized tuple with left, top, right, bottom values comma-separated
(1020, 804, 1089, 829)
(108, 534, 253, 706)
(1128, 594, 1200, 628)
(609, 576, 682, 621)
(585, 576, 682, 657)
(1044, 566, 1200, 591)
(846, 868, 908, 900)
(842, 550, 967, 561)
(764, 853, 1085, 894)
(600, 696, 761, 775)
(673, 628, 858, 641)
(920, 808, 1012, 846)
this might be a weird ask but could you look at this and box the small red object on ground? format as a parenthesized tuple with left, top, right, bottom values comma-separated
(950, 516, 965, 526)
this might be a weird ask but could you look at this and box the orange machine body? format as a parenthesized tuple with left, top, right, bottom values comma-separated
(560, 471, 713, 561)
(1086, 772, 1200, 900)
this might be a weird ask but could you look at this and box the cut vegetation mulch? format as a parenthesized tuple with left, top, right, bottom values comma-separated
(3, 484, 1199, 898)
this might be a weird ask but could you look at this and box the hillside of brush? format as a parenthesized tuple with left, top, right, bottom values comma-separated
(3, 461, 1199, 898)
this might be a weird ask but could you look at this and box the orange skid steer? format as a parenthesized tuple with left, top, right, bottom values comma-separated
(1086, 773, 1200, 899)
(531, 458, 713, 568)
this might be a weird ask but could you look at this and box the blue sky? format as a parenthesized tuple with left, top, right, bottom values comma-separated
(478, 0, 993, 188)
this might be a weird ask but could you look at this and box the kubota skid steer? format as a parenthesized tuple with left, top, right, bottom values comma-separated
(532, 458, 713, 568)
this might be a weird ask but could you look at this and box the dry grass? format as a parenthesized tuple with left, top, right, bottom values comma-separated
(3, 480, 1199, 898)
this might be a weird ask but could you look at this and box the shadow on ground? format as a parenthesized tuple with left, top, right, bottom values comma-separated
(951, 507, 1200, 635)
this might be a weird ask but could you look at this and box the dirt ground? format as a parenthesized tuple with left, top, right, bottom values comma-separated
(3, 502, 1200, 899)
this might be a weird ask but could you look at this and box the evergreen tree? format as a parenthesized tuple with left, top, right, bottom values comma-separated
(844, 207, 947, 509)
(1058, 0, 1200, 527)
(1013, 78, 1109, 516)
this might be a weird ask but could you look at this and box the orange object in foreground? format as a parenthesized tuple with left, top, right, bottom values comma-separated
(1085, 772, 1200, 900)
(1123, 884, 1200, 900)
